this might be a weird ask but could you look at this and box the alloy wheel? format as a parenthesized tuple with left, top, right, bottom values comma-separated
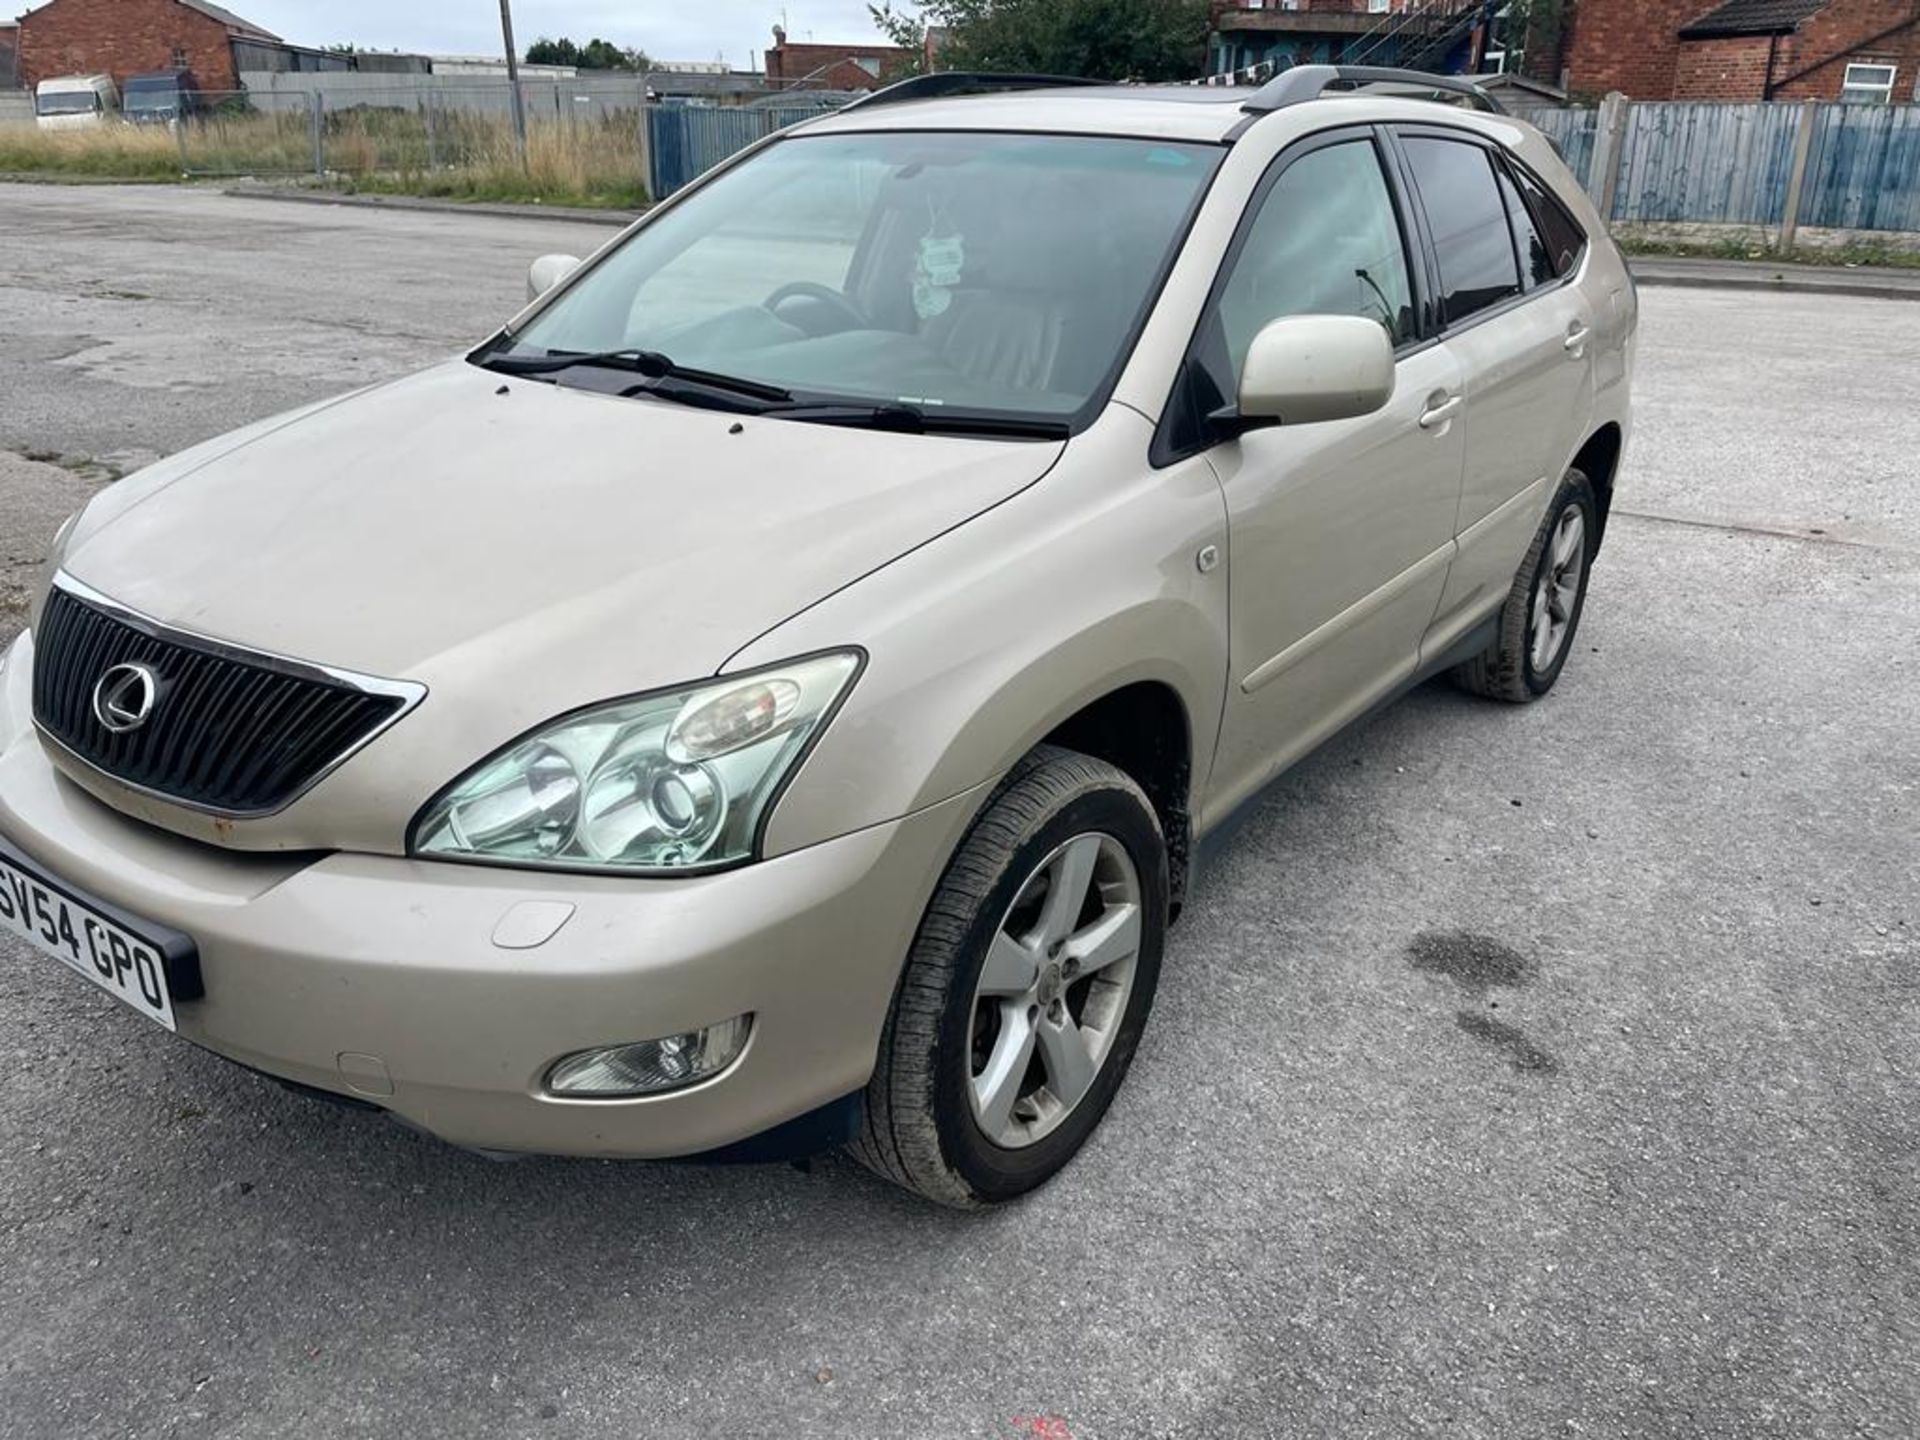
(966, 832, 1142, 1149)
(1529, 505, 1586, 673)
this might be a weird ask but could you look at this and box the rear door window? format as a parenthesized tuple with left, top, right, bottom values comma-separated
(1400, 135, 1521, 325)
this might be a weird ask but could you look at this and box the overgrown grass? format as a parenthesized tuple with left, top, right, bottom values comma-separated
(1614, 232, 1920, 270)
(0, 106, 649, 208)
(332, 170, 649, 210)
(327, 117, 650, 208)
(0, 123, 183, 179)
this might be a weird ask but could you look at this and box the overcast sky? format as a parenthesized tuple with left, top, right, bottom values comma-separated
(227, 1, 888, 72)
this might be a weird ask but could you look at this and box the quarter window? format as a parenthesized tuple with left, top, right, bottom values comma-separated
(1401, 135, 1521, 324)
(1212, 138, 1416, 387)
(1508, 161, 1587, 278)
(1495, 164, 1553, 290)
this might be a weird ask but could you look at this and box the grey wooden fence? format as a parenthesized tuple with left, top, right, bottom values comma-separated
(645, 104, 837, 198)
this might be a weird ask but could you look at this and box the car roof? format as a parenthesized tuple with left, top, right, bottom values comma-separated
(798, 87, 1251, 143)
(797, 82, 1514, 146)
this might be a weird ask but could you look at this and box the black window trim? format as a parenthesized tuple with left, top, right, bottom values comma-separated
(1384, 122, 1589, 343)
(1151, 123, 1432, 469)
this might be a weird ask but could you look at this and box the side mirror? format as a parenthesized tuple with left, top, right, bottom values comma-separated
(1231, 314, 1395, 431)
(527, 253, 582, 302)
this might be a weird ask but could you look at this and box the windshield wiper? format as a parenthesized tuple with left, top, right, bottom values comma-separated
(478, 346, 792, 404)
(482, 346, 674, 377)
(755, 401, 1071, 440)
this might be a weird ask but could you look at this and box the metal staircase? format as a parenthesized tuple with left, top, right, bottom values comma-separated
(1346, 0, 1487, 74)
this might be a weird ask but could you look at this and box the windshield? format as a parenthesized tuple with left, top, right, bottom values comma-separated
(496, 130, 1222, 425)
(126, 85, 180, 115)
(36, 91, 101, 115)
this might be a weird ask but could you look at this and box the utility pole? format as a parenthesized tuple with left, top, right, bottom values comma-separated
(499, 0, 528, 167)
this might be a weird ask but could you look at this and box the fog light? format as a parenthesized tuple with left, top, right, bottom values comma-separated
(544, 1015, 751, 1097)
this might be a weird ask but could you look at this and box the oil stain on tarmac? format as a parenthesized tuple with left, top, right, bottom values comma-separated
(1408, 930, 1561, 1076)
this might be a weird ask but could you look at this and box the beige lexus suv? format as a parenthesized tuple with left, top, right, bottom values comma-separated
(0, 67, 1633, 1205)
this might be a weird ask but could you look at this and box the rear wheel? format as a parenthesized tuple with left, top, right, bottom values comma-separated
(850, 746, 1167, 1207)
(1454, 467, 1597, 703)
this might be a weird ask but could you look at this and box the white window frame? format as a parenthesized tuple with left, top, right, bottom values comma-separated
(1840, 61, 1896, 103)
(1368, 0, 1392, 12)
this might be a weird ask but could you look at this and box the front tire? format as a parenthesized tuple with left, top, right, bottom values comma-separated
(1453, 467, 1597, 703)
(850, 746, 1168, 1207)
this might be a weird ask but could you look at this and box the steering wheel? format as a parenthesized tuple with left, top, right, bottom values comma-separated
(763, 280, 870, 332)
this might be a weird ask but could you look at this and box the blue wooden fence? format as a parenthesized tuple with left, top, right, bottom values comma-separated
(642, 97, 1920, 235)
(1530, 108, 1600, 190)
(1536, 100, 1920, 233)
(1611, 101, 1803, 224)
(1801, 103, 1920, 231)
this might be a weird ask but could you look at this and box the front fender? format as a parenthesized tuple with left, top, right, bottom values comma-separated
(729, 406, 1231, 859)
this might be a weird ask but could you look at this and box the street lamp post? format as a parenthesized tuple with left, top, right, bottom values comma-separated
(498, 0, 529, 167)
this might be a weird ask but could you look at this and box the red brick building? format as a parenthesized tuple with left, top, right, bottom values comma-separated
(1563, 0, 1920, 101)
(15, 0, 278, 92)
(764, 26, 913, 92)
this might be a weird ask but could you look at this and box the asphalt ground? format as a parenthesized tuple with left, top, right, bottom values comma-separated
(1, 183, 1915, 1440)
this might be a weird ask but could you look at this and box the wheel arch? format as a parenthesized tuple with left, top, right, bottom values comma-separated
(1036, 680, 1194, 919)
(1570, 422, 1623, 554)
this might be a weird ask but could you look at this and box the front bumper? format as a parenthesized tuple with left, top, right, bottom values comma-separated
(0, 632, 979, 1158)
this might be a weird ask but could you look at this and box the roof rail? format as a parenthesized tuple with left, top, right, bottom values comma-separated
(1240, 64, 1507, 116)
(836, 71, 1105, 112)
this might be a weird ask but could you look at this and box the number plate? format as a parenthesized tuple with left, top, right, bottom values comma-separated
(0, 837, 199, 1032)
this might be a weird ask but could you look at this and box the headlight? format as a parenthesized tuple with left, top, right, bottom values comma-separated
(410, 650, 861, 873)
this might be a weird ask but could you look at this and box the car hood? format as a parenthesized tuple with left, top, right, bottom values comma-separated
(51, 360, 1063, 850)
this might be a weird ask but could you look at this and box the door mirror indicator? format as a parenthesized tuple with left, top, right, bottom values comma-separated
(1235, 314, 1396, 428)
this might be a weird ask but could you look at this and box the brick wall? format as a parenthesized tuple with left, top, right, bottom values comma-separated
(1565, 0, 1704, 96)
(1770, 0, 1920, 99)
(1672, 34, 1777, 96)
(765, 38, 911, 90)
(17, 0, 240, 92)
(1567, 0, 1920, 100)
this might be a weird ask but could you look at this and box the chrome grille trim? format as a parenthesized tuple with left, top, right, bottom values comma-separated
(31, 571, 426, 818)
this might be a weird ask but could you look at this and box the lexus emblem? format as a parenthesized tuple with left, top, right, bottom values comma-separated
(91, 662, 160, 734)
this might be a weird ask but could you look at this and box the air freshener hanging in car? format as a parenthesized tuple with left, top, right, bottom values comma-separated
(913, 202, 965, 319)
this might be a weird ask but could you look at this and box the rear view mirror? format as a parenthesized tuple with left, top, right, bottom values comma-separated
(527, 253, 582, 302)
(1234, 314, 1395, 429)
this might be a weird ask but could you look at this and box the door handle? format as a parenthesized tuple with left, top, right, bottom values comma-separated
(1417, 394, 1462, 430)
(1564, 324, 1591, 355)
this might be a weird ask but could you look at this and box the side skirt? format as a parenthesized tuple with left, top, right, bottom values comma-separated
(1190, 616, 1498, 884)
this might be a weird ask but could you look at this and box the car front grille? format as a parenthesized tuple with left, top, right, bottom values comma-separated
(31, 579, 421, 816)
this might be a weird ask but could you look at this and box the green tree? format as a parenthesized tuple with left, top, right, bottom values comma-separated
(525, 36, 580, 66)
(868, 4, 929, 78)
(871, 0, 1207, 83)
(525, 36, 653, 71)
